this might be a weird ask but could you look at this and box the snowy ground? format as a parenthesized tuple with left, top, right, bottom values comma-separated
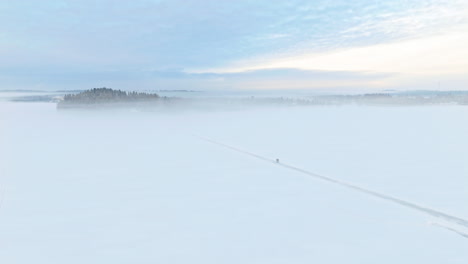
(0, 100, 467, 263)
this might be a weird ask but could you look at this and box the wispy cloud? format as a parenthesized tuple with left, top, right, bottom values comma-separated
(1, 0, 467, 90)
(188, 0, 468, 90)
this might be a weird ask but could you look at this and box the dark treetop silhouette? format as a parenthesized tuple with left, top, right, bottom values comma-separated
(57, 88, 163, 108)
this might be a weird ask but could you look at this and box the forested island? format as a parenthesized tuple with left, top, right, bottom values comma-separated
(57, 88, 166, 109)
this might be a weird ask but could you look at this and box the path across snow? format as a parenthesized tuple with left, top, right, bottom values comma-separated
(197, 135, 468, 237)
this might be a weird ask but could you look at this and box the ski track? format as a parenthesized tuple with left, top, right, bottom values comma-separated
(196, 135, 468, 236)
(430, 223, 468, 239)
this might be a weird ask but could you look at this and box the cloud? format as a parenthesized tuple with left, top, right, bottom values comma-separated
(1, 0, 467, 90)
(187, 1, 468, 90)
(0, 67, 394, 91)
(189, 1, 468, 77)
(225, 29, 468, 76)
(3, 0, 463, 70)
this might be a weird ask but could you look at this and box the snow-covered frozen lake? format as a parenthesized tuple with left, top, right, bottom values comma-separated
(1, 100, 467, 263)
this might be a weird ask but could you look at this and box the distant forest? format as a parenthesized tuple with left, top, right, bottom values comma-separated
(59, 88, 160, 106)
(56, 87, 468, 110)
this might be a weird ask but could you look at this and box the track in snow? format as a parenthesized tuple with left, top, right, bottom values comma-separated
(430, 222, 468, 239)
(196, 135, 468, 234)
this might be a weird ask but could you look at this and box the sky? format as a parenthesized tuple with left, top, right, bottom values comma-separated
(1, 0, 468, 91)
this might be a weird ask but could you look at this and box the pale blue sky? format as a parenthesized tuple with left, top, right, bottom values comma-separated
(1, 0, 467, 90)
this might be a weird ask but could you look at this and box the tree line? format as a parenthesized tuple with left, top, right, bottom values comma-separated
(62, 88, 160, 104)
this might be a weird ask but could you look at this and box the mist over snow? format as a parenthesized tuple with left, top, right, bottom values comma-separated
(1, 96, 467, 263)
